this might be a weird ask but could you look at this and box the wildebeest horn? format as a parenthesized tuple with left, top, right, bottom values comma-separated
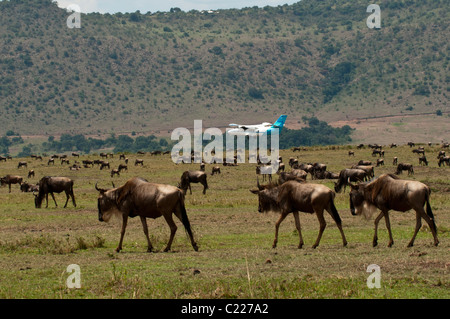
(111, 182, 115, 188)
(257, 176, 262, 190)
(95, 182, 106, 193)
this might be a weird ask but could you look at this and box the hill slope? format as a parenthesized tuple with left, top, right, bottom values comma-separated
(0, 0, 448, 140)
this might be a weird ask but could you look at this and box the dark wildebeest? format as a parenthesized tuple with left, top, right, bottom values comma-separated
(95, 177, 198, 253)
(412, 149, 425, 155)
(0, 175, 23, 193)
(48, 158, 55, 165)
(211, 166, 221, 175)
(292, 147, 301, 152)
(407, 142, 415, 148)
(437, 150, 446, 158)
(200, 163, 205, 171)
(35, 176, 76, 208)
(348, 174, 439, 247)
(28, 170, 35, 178)
(256, 165, 272, 182)
(99, 161, 110, 170)
(119, 154, 126, 160)
(390, 143, 397, 148)
(418, 155, 428, 166)
(334, 169, 368, 193)
(357, 144, 364, 149)
(17, 161, 27, 169)
(111, 169, 120, 177)
(313, 170, 339, 180)
(348, 151, 355, 156)
(357, 160, 372, 166)
(395, 163, 414, 175)
(0, 156, 6, 162)
(393, 157, 398, 166)
(118, 164, 128, 172)
(376, 158, 384, 167)
(250, 180, 347, 249)
(351, 165, 374, 179)
(179, 171, 208, 195)
(438, 156, 450, 167)
(82, 160, 93, 167)
(371, 149, 384, 157)
(100, 152, 108, 159)
(277, 171, 306, 184)
(20, 182, 39, 193)
(72, 152, 80, 158)
(135, 159, 144, 166)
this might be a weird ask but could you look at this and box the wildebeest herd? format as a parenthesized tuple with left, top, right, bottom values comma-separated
(0, 142, 448, 252)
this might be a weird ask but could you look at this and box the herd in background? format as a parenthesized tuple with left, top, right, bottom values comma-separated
(0, 141, 448, 251)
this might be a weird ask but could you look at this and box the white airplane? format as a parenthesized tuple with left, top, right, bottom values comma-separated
(227, 115, 287, 136)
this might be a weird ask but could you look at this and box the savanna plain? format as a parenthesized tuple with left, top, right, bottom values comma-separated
(0, 145, 448, 299)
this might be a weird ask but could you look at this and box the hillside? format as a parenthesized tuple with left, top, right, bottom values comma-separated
(0, 0, 448, 141)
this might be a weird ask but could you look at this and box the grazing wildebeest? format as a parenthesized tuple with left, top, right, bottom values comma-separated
(100, 152, 108, 159)
(438, 156, 450, 167)
(28, 170, 35, 178)
(437, 151, 446, 159)
(82, 160, 93, 167)
(135, 159, 144, 166)
(348, 174, 439, 247)
(0, 156, 6, 162)
(412, 149, 425, 155)
(200, 163, 205, 171)
(393, 157, 398, 166)
(350, 165, 374, 179)
(17, 161, 27, 169)
(119, 154, 126, 160)
(442, 142, 449, 149)
(292, 147, 301, 152)
(250, 180, 347, 249)
(390, 143, 397, 148)
(111, 169, 120, 177)
(348, 151, 355, 156)
(211, 166, 221, 175)
(72, 152, 80, 158)
(357, 144, 364, 149)
(289, 158, 298, 168)
(277, 171, 307, 184)
(0, 175, 23, 193)
(357, 160, 372, 166)
(395, 163, 414, 175)
(20, 182, 39, 193)
(179, 171, 208, 195)
(371, 149, 384, 157)
(418, 155, 428, 166)
(407, 142, 415, 148)
(99, 161, 110, 170)
(118, 164, 128, 172)
(48, 158, 55, 165)
(313, 170, 339, 180)
(334, 169, 368, 193)
(95, 177, 198, 253)
(35, 176, 76, 208)
(376, 158, 384, 167)
(61, 158, 70, 165)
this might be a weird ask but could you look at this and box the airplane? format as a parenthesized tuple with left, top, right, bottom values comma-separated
(227, 115, 287, 136)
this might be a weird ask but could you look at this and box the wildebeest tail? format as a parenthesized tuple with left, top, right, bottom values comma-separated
(178, 192, 194, 237)
(329, 194, 342, 224)
(425, 189, 437, 230)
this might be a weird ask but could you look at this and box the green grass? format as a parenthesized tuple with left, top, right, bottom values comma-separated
(0, 145, 449, 299)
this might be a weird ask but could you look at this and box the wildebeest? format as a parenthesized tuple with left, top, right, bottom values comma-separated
(17, 161, 27, 169)
(350, 165, 374, 179)
(393, 157, 398, 166)
(277, 171, 306, 184)
(357, 160, 372, 166)
(250, 180, 347, 249)
(20, 182, 39, 193)
(135, 159, 144, 166)
(48, 158, 55, 165)
(395, 163, 414, 175)
(348, 151, 355, 156)
(438, 156, 450, 167)
(407, 142, 415, 148)
(118, 164, 128, 172)
(28, 170, 35, 178)
(111, 169, 120, 177)
(390, 143, 397, 148)
(82, 160, 93, 167)
(0, 175, 23, 193)
(348, 174, 439, 247)
(99, 161, 110, 170)
(211, 166, 221, 175)
(313, 170, 339, 180)
(95, 177, 198, 253)
(0, 155, 6, 162)
(412, 149, 425, 155)
(256, 165, 272, 182)
(371, 149, 384, 157)
(357, 144, 364, 149)
(376, 158, 384, 167)
(418, 155, 428, 166)
(179, 171, 208, 195)
(34, 176, 76, 208)
(334, 169, 368, 193)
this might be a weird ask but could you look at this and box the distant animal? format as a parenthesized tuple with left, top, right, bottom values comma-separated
(135, 159, 144, 166)
(277, 171, 306, 184)
(179, 171, 208, 195)
(118, 164, 128, 172)
(438, 156, 450, 167)
(351, 165, 374, 179)
(100, 161, 110, 170)
(28, 170, 35, 178)
(95, 177, 198, 253)
(0, 175, 23, 193)
(418, 156, 428, 166)
(20, 182, 39, 193)
(48, 158, 55, 165)
(348, 174, 438, 247)
(348, 151, 355, 156)
(111, 169, 120, 177)
(334, 169, 368, 193)
(256, 165, 273, 182)
(395, 163, 414, 175)
(407, 142, 415, 148)
(390, 143, 397, 148)
(357, 144, 364, 149)
(250, 180, 347, 249)
(17, 161, 27, 169)
(0, 156, 6, 162)
(72, 153, 80, 158)
(412, 149, 425, 155)
(357, 160, 372, 166)
(34, 176, 76, 208)
(211, 166, 221, 175)
(372, 149, 384, 157)
(376, 158, 384, 167)
(393, 157, 398, 166)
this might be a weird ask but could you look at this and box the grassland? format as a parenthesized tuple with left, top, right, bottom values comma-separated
(0, 144, 448, 299)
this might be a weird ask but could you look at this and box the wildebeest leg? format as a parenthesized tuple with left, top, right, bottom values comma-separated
(139, 216, 153, 252)
(312, 209, 326, 249)
(325, 207, 348, 247)
(116, 215, 128, 252)
(71, 191, 76, 207)
(8, 184, 11, 193)
(408, 211, 422, 247)
(273, 212, 288, 248)
(384, 211, 394, 247)
(50, 192, 58, 207)
(373, 211, 384, 247)
(202, 182, 207, 195)
(64, 191, 70, 208)
(163, 213, 178, 252)
(189, 184, 192, 195)
(410, 207, 439, 247)
(292, 211, 304, 249)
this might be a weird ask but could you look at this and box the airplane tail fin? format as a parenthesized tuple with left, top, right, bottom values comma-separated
(271, 115, 287, 131)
